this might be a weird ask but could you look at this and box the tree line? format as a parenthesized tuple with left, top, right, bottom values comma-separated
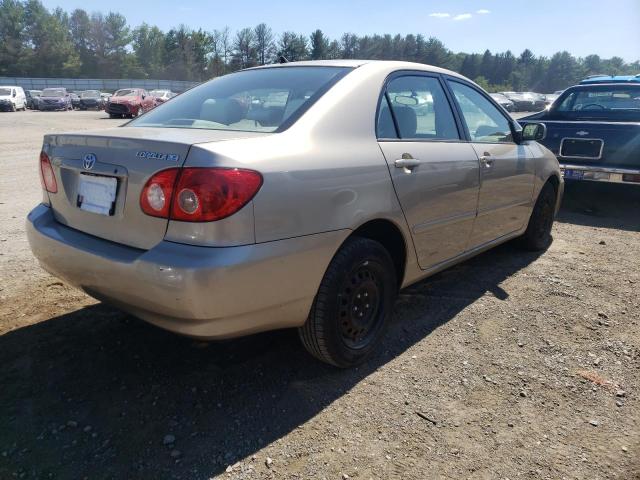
(1, 0, 638, 92)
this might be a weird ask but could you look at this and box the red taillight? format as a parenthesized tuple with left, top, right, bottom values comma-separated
(140, 167, 262, 222)
(140, 168, 180, 218)
(40, 151, 58, 193)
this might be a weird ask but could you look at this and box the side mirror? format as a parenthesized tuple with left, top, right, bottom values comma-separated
(12, 91, 16, 97)
(521, 122, 546, 141)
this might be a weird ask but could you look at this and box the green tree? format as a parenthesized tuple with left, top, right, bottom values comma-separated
(0, 0, 28, 75)
(277, 31, 308, 61)
(254, 23, 274, 65)
(310, 29, 328, 60)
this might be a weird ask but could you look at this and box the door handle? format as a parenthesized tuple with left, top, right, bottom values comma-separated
(479, 153, 494, 168)
(394, 158, 421, 169)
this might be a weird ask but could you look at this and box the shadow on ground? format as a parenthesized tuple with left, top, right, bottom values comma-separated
(0, 241, 542, 479)
(557, 180, 640, 231)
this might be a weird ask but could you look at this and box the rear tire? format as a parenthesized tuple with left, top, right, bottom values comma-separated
(298, 236, 397, 368)
(520, 182, 556, 251)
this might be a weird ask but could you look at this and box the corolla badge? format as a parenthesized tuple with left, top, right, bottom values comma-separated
(576, 130, 589, 136)
(136, 151, 180, 162)
(83, 153, 96, 170)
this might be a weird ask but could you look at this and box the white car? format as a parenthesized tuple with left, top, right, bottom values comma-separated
(0, 85, 27, 111)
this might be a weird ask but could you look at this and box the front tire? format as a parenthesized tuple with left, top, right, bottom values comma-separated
(520, 182, 556, 251)
(299, 237, 397, 367)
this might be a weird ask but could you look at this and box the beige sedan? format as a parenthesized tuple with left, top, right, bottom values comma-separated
(27, 60, 562, 367)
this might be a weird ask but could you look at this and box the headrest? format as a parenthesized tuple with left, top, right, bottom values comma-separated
(200, 98, 244, 125)
(394, 106, 417, 137)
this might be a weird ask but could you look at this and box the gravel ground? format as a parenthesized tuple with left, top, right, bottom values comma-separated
(0, 110, 639, 480)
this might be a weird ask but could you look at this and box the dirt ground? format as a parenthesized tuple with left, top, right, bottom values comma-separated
(0, 110, 639, 480)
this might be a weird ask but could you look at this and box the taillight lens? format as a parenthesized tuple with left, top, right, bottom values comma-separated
(171, 168, 263, 222)
(139, 167, 262, 222)
(40, 151, 58, 193)
(139, 168, 180, 218)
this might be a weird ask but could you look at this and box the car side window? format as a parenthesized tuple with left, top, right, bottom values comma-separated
(377, 75, 460, 140)
(448, 81, 513, 143)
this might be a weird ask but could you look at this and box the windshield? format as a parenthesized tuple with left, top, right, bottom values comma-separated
(0, 88, 11, 96)
(553, 86, 640, 120)
(130, 66, 352, 133)
(150, 90, 168, 96)
(42, 89, 65, 97)
(81, 90, 101, 98)
(114, 89, 138, 97)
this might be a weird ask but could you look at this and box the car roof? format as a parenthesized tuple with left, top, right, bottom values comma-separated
(580, 74, 640, 84)
(249, 59, 466, 79)
(568, 82, 640, 90)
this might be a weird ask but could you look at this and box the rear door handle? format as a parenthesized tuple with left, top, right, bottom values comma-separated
(394, 158, 421, 169)
(479, 153, 494, 168)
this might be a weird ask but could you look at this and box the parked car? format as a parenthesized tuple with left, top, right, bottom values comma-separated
(0, 86, 27, 111)
(105, 88, 155, 118)
(490, 93, 515, 112)
(25, 89, 42, 109)
(79, 90, 105, 110)
(500, 92, 546, 112)
(101, 92, 112, 101)
(70, 92, 81, 109)
(149, 89, 177, 105)
(26, 61, 561, 367)
(519, 75, 640, 186)
(38, 88, 73, 111)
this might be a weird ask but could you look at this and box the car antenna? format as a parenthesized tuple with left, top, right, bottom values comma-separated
(278, 55, 289, 64)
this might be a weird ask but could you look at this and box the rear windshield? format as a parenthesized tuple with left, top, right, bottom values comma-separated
(130, 66, 352, 133)
(553, 86, 640, 120)
(114, 89, 138, 97)
(81, 90, 101, 98)
(42, 89, 65, 97)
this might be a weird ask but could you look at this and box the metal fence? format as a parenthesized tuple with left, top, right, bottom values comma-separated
(0, 77, 201, 93)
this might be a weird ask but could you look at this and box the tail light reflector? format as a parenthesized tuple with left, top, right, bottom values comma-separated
(40, 151, 58, 193)
(140, 167, 262, 222)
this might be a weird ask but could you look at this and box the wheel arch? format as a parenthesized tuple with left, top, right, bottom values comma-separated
(347, 218, 409, 288)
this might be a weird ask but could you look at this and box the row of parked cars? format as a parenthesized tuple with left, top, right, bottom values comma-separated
(489, 91, 563, 112)
(0, 86, 177, 116)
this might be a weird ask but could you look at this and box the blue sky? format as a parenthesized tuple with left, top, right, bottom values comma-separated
(44, 0, 640, 61)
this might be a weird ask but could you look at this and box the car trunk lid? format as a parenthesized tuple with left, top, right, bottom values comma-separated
(44, 127, 268, 250)
(539, 121, 640, 169)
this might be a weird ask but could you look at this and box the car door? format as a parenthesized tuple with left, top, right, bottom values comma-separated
(446, 80, 535, 248)
(377, 74, 480, 270)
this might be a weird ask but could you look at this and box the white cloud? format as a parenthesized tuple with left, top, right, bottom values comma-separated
(453, 13, 472, 21)
(476, 9, 491, 14)
(429, 12, 451, 18)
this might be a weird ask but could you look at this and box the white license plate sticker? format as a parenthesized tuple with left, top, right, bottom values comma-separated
(78, 174, 117, 215)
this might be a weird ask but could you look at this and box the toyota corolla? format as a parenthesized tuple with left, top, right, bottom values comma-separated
(27, 60, 562, 367)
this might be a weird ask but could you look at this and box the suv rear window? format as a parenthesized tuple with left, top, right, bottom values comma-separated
(130, 66, 352, 133)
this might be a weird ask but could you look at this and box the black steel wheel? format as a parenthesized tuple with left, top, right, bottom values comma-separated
(299, 236, 397, 367)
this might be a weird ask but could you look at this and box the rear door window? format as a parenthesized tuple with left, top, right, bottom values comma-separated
(377, 75, 460, 140)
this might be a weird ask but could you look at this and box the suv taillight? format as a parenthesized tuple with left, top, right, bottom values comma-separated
(40, 151, 57, 193)
(140, 167, 262, 222)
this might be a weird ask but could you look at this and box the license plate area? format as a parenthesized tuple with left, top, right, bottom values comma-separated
(560, 138, 603, 159)
(562, 169, 584, 180)
(77, 173, 118, 216)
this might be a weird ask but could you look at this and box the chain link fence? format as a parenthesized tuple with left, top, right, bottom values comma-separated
(0, 77, 201, 93)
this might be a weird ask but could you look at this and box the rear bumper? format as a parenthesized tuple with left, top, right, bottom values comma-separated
(560, 163, 640, 185)
(26, 204, 348, 339)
